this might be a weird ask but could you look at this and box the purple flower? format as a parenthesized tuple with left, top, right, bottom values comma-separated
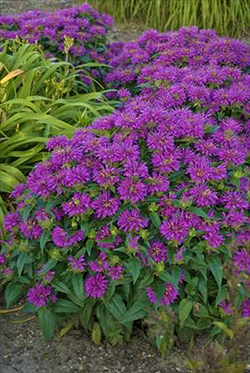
(19, 219, 43, 240)
(219, 301, 234, 315)
(187, 157, 212, 183)
(91, 192, 121, 219)
(89, 252, 108, 272)
(147, 172, 169, 195)
(107, 266, 123, 280)
(95, 226, 121, 249)
(4, 212, 20, 232)
(147, 241, 167, 263)
(160, 215, 190, 244)
(118, 177, 148, 204)
(188, 184, 218, 207)
(3, 267, 13, 277)
(233, 250, 250, 275)
(93, 165, 120, 186)
(147, 282, 178, 306)
(51, 227, 84, 247)
(0, 254, 6, 265)
(117, 209, 149, 232)
(10, 183, 27, 198)
(68, 255, 85, 272)
(62, 192, 91, 216)
(241, 299, 250, 317)
(27, 283, 57, 307)
(85, 273, 108, 298)
(221, 191, 249, 210)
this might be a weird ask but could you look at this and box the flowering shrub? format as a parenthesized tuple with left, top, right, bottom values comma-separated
(0, 3, 113, 65)
(0, 27, 249, 350)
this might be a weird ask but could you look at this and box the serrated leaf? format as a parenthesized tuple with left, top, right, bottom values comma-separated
(38, 307, 55, 341)
(92, 322, 101, 346)
(207, 255, 222, 290)
(179, 298, 193, 327)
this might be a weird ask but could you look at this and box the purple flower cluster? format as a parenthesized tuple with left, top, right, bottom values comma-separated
(0, 3, 113, 63)
(2, 26, 249, 321)
(27, 283, 57, 307)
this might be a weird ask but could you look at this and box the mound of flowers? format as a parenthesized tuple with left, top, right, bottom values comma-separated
(0, 27, 249, 350)
(0, 3, 113, 64)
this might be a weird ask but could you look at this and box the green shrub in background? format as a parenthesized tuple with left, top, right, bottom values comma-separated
(0, 40, 114, 232)
(88, 0, 250, 37)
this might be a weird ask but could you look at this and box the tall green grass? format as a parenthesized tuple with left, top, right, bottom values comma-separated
(88, 0, 250, 37)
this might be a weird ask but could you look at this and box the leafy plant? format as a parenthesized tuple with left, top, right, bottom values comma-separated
(0, 40, 114, 233)
(0, 27, 249, 352)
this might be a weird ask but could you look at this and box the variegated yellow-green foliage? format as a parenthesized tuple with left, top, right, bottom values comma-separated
(0, 41, 114, 232)
(89, 0, 250, 37)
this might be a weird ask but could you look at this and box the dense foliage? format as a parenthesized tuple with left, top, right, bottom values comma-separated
(89, 0, 250, 37)
(0, 3, 113, 65)
(0, 40, 114, 234)
(0, 25, 249, 351)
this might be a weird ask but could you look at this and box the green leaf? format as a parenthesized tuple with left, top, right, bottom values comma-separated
(38, 307, 55, 341)
(126, 257, 141, 284)
(38, 259, 57, 275)
(58, 321, 74, 338)
(207, 255, 222, 290)
(172, 266, 181, 288)
(120, 301, 146, 324)
(86, 239, 94, 255)
(54, 299, 80, 313)
(40, 230, 50, 251)
(53, 281, 70, 294)
(106, 293, 126, 321)
(215, 285, 228, 306)
(179, 298, 193, 327)
(4, 282, 22, 308)
(72, 273, 84, 303)
(185, 277, 199, 296)
(149, 212, 161, 228)
(213, 322, 234, 339)
(17, 252, 27, 277)
(198, 277, 207, 303)
(188, 207, 209, 219)
(92, 322, 101, 346)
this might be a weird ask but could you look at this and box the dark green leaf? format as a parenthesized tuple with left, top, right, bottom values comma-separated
(54, 299, 80, 313)
(17, 252, 27, 277)
(72, 273, 84, 303)
(179, 298, 193, 327)
(149, 212, 161, 228)
(5, 282, 22, 308)
(126, 257, 141, 284)
(38, 259, 57, 275)
(120, 301, 146, 324)
(207, 255, 222, 290)
(106, 293, 126, 321)
(38, 307, 55, 341)
(188, 207, 209, 219)
(40, 230, 50, 251)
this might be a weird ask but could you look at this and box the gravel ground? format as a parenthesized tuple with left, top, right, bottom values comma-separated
(0, 309, 189, 373)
